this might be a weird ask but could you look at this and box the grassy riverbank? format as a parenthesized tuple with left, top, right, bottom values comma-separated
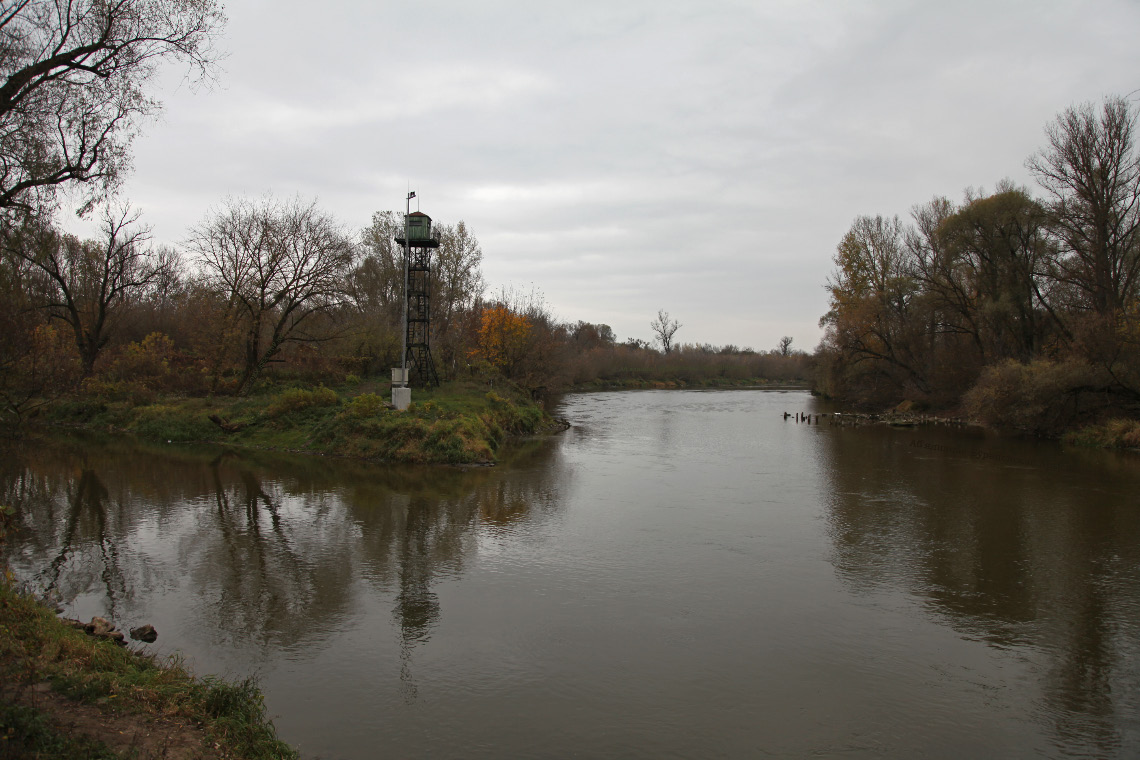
(36, 380, 556, 465)
(0, 506, 296, 760)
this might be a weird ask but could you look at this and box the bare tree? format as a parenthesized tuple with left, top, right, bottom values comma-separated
(0, 0, 225, 213)
(190, 195, 355, 394)
(349, 210, 404, 322)
(1028, 96, 1140, 316)
(1, 203, 163, 374)
(433, 219, 485, 375)
(434, 220, 485, 331)
(650, 309, 681, 354)
(777, 336, 793, 356)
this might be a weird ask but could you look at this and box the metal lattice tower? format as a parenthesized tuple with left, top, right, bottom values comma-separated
(395, 210, 440, 387)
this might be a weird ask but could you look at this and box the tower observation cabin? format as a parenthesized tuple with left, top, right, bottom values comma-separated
(395, 210, 441, 387)
(396, 211, 440, 248)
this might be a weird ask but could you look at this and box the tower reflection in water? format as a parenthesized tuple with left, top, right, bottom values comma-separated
(1, 433, 563, 697)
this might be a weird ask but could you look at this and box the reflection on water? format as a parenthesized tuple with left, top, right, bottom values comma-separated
(2, 432, 564, 687)
(820, 424, 1140, 757)
(2, 393, 1140, 759)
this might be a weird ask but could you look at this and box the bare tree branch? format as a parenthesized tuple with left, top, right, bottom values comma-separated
(0, 0, 225, 213)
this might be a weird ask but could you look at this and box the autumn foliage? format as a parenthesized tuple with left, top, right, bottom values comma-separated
(817, 96, 1140, 433)
(475, 305, 532, 374)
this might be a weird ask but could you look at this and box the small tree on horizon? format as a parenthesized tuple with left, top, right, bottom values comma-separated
(650, 309, 682, 354)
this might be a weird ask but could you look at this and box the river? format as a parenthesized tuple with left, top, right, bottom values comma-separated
(2, 390, 1139, 758)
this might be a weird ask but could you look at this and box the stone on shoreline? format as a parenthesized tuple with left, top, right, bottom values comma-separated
(130, 624, 158, 643)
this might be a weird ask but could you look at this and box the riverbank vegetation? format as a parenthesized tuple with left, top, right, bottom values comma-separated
(0, 200, 808, 424)
(0, 193, 806, 460)
(43, 380, 551, 464)
(817, 95, 1140, 443)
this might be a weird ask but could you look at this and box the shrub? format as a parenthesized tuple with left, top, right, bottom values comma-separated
(1064, 418, 1140, 448)
(265, 386, 339, 417)
(341, 393, 387, 419)
(962, 359, 1109, 435)
(109, 332, 175, 384)
(80, 377, 157, 406)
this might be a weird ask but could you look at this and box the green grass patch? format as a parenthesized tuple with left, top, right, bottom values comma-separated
(37, 379, 556, 464)
(128, 403, 221, 442)
(0, 578, 297, 759)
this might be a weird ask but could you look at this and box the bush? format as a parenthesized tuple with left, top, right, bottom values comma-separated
(341, 393, 387, 419)
(265, 386, 339, 417)
(1064, 418, 1140, 448)
(962, 359, 1110, 435)
(80, 377, 157, 406)
(109, 332, 175, 383)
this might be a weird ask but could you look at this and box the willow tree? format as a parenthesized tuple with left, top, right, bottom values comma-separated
(934, 186, 1056, 362)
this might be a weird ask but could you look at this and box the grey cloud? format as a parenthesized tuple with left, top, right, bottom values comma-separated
(62, 0, 1140, 352)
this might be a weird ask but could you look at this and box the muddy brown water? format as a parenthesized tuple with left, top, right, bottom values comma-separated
(3, 390, 1139, 758)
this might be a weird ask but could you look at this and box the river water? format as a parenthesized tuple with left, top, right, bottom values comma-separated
(3, 390, 1139, 758)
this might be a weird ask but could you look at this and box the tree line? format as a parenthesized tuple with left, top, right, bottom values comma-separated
(0, 185, 808, 422)
(817, 95, 1140, 434)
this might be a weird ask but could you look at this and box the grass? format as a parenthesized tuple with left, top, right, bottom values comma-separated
(39, 379, 556, 465)
(0, 577, 297, 760)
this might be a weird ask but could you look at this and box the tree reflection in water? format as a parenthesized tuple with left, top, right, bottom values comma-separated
(0, 433, 563, 698)
(192, 450, 359, 650)
(1, 442, 135, 620)
(818, 425, 1140, 757)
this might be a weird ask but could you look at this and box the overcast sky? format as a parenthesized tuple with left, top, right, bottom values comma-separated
(67, 0, 1140, 351)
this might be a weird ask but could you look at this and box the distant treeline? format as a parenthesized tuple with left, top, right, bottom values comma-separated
(816, 95, 1140, 436)
(0, 196, 807, 423)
